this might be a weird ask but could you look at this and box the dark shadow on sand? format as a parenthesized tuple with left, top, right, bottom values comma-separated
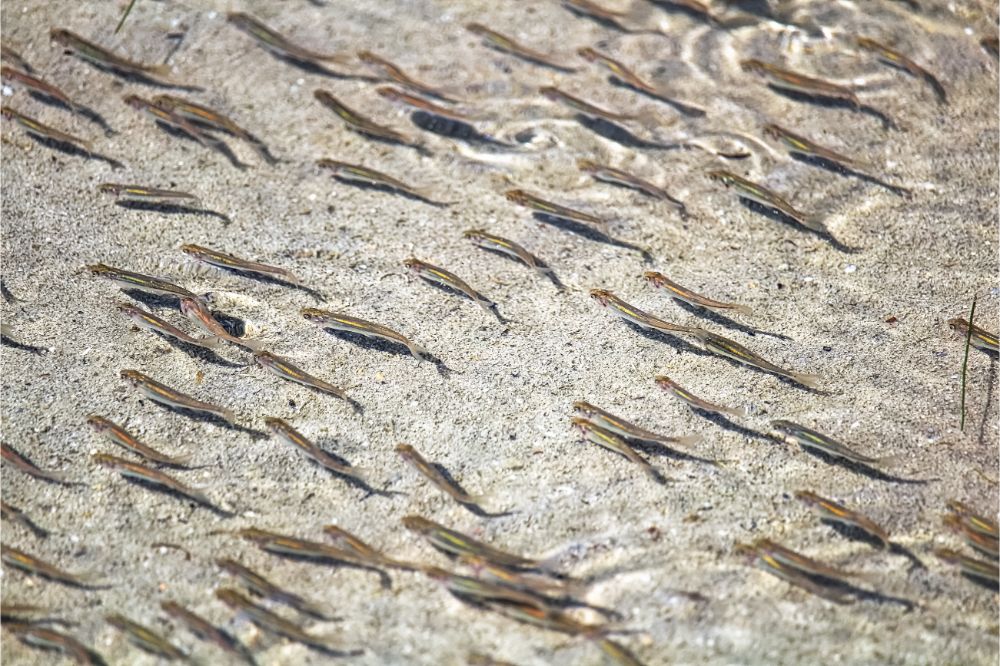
(64, 58, 203, 92)
(609, 76, 707, 118)
(410, 110, 513, 148)
(740, 199, 858, 253)
(148, 331, 243, 368)
(141, 400, 265, 439)
(790, 153, 911, 197)
(821, 520, 925, 570)
(768, 86, 897, 130)
(418, 280, 509, 325)
(622, 319, 708, 356)
(114, 200, 232, 224)
(259, 549, 392, 589)
(797, 445, 936, 484)
(534, 212, 653, 263)
(26, 134, 123, 169)
(693, 408, 771, 443)
(431, 462, 513, 518)
(575, 114, 681, 151)
(27, 91, 116, 136)
(1, 333, 47, 355)
(122, 476, 235, 518)
(332, 175, 449, 207)
(672, 299, 791, 340)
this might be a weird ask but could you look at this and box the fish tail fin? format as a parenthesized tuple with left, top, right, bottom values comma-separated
(802, 213, 828, 234)
(279, 270, 304, 286)
(144, 63, 175, 79)
(238, 338, 266, 352)
(732, 304, 754, 316)
(162, 451, 194, 467)
(670, 434, 703, 448)
(875, 453, 902, 468)
(726, 405, 750, 419)
(407, 342, 430, 362)
(789, 372, 822, 389)
(219, 408, 238, 425)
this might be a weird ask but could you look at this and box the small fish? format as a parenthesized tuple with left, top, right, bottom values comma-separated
(116, 301, 221, 350)
(856, 37, 946, 103)
(480, 597, 608, 635)
(7, 624, 98, 665)
(1, 106, 92, 153)
(654, 375, 748, 419)
(1, 501, 49, 538)
(396, 443, 489, 508)
(589, 289, 691, 334)
(123, 94, 219, 147)
(948, 318, 998, 353)
(1, 45, 32, 71)
(464, 23, 576, 72)
(935, 548, 999, 584)
(264, 417, 368, 484)
(254, 351, 352, 403)
(152, 94, 276, 164)
(577, 47, 656, 94)
(160, 600, 254, 664)
(946, 500, 999, 540)
(401, 515, 542, 570)
(539, 85, 640, 124)
(736, 542, 852, 604)
(314, 89, 421, 149)
(217, 557, 330, 619)
(762, 123, 871, 173)
(461, 554, 584, 603)
(87, 414, 190, 466)
(740, 59, 860, 107)
(562, 0, 635, 33)
(98, 183, 199, 204)
(707, 170, 825, 233)
(577, 160, 686, 211)
(1, 545, 99, 588)
(50, 28, 174, 82)
(752, 538, 859, 584)
(226, 13, 348, 64)
(179, 297, 263, 352)
(687, 328, 821, 387)
(2, 442, 74, 485)
(643, 271, 752, 315)
(317, 158, 447, 206)
(597, 638, 646, 666)
(795, 490, 889, 547)
(423, 565, 550, 610)
(93, 453, 227, 513)
(301, 307, 428, 361)
(506, 189, 611, 236)
(942, 514, 999, 559)
(376, 85, 471, 121)
(1, 66, 77, 111)
(571, 417, 666, 483)
(233, 529, 385, 578)
(120, 369, 236, 424)
(771, 420, 895, 466)
(573, 401, 700, 447)
(359, 52, 456, 101)
(463, 229, 551, 277)
(322, 525, 419, 571)
(215, 588, 354, 654)
(87, 263, 194, 299)
(105, 613, 186, 661)
(403, 257, 496, 315)
(181, 243, 300, 285)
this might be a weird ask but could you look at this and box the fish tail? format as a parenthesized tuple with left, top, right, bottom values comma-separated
(670, 434, 703, 448)
(789, 371, 821, 389)
(144, 63, 175, 79)
(237, 338, 266, 352)
(875, 453, 902, 468)
(218, 408, 237, 425)
(801, 213, 828, 234)
(726, 405, 750, 419)
(477, 298, 497, 315)
(731, 304, 754, 316)
(407, 342, 430, 362)
(199, 335, 224, 349)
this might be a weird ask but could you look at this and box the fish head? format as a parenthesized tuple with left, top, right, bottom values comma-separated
(461, 229, 486, 242)
(641, 271, 665, 287)
(119, 369, 144, 386)
(395, 443, 415, 459)
(946, 318, 967, 333)
(401, 258, 423, 273)
(0, 107, 14, 121)
(793, 490, 818, 505)
(86, 263, 114, 277)
(122, 94, 146, 110)
(356, 51, 378, 64)
(761, 124, 782, 140)
(571, 401, 595, 417)
(86, 414, 111, 432)
(768, 419, 796, 435)
(706, 170, 731, 186)
(97, 183, 121, 196)
(732, 542, 758, 563)
(316, 159, 343, 174)
(49, 28, 73, 47)
(538, 86, 560, 101)
(569, 416, 593, 435)
(401, 515, 433, 533)
(300, 308, 328, 323)
(179, 244, 199, 257)
(178, 297, 203, 318)
(375, 86, 402, 101)
(504, 189, 529, 204)
(577, 47, 598, 61)
(588, 289, 611, 306)
(576, 158, 598, 172)
(739, 59, 763, 73)
(465, 23, 487, 35)
(214, 588, 242, 607)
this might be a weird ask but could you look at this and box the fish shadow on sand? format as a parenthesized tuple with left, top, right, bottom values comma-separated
(477, 246, 566, 292)
(349, 126, 432, 157)
(977, 359, 997, 449)
(821, 520, 926, 571)
(819, 575, 916, 610)
(204, 266, 324, 302)
(86, 63, 204, 92)
(739, 199, 858, 254)
(26, 134, 123, 169)
(319, 328, 455, 377)
(266, 550, 392, 590)
(623, 320, 709, 357)
(122, 290, 184, 310)
(28, 92, 116, 136)
(631, 438, 720, 467)
(672, 299, 791, 341)
(790, 153, 911, 198)
(485, 46, 577, 73)
(1, 332, 47, 355)
(308, 442, 406, 500)
(122, 476, 235, 518)
(149, 332, 243, 368)
(533, 213, 653, 263)
(114, 200, 232, 224)
(142, 401, 266, 440)
(693, 409, 772, 443)
(273, 53, 379, 82)
(959, 572, 1000, 592)
(768, 87, 897, 130)
(10, 635, 109, 666)
(152, 122, 248, 170)
(332, 175, 449, 208)
(574, 114, 680, 151)
(419, 280, 510, 325)
(410, 111, 513, 148)
(608, 77, 707, 118)
(431, 462, 514, 518)
(184, 118, 279, 165)
(797, 445, 936, 484)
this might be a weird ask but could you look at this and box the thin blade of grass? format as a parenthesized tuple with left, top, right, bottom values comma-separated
(115, 0, 139, 34)
(959, 294, 977, 431)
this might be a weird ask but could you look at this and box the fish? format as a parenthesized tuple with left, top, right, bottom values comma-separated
(123, 94, 220, 148)
(654, 375, 748, 419)
(2, 442, 75, 485)
(707, 170, 826, 233)
(50, 28, 174, 83)
(314, 89, 421, 149)
(460, 554, 585, 603)
(856, 37, 946, 103)
(215, 589, 349, 654)
(1, 501, 49, 538)
(480, 597, 609, 636)
(597, 638, 646, 666)
(6, 624, 99, 665)
(770, 420, 895, 466)
(396, 443, 489, 508)
(98, 183, 200, 204)
(402, 257, 496, 315)
(643, 271, 752, 315)
(121, 369, 236, 424)
(795, 490, 890, 546)
(935, 548, 999, 584)
(562, 0, 636, 34)
(322, 525, 419, 571)
(1, 45, 32, 71)
(948, 318, 998, 353)
(181, 243, 301, 285)
(942, 514, 999, 559)
(254, 351, 353, 404)
(423, 565, 551, 610)
(116, 301, 221, 350)
(577, 160, 686, 212)
(93, 453, 229, 513)
(401, 515, 542, 570)
(179, 297, 263, 352)
(577, 47, 657, 94)
(946, 501, 999, 540)
(317, 158, 448, 206)
(571, 417, 666, 483)
(463, 229, 551, 277)
(589, 289, 692, 334)
(160, 601, 254, 664)
(301, 307, 428, 361)
(358, 51, 456, 101)
(1, 545, 100, 588)
(539, 85, 641, 124)
(87, 414, 190, 466)
(506, 189, 611, 236)
(226, 13, 348, 64)
(464, 23, 576, 72)
(751, 538, 859, 585)
(105, 613, 186, 661)
(375, 85, 471, 121)
(264, 417, 368, 484)
(232, 529, 389, 583)
(687, 328, 821, 388)
(152, 94, 276, 164)
(740, 59, 860, 107)
(761, 123, 871, 173)
(1, 65, 77, 111)
(736, 542, 852, 604)
(1, 106, 92, 153)
(573, 401, 700, 448)
(87, 263, 194, 299)
(217, 557, 330, 619)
